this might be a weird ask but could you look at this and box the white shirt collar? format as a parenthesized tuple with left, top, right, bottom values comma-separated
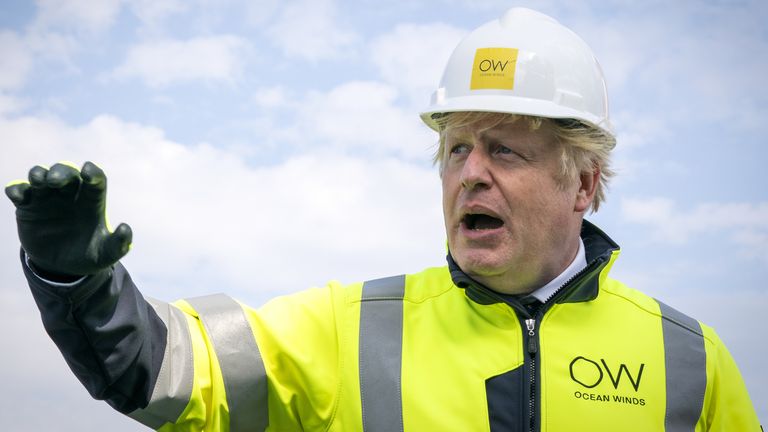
(529, 238, 587, 303)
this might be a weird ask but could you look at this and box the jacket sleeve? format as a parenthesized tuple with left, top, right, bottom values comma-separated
(21, 248, 343, 431)
(22, 248, 207, 430)
(21, 248, 168, 416)
(700, 325, 762, 431)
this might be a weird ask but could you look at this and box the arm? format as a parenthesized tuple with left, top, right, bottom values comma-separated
(22, 248, 275, 431)
(700, 326, 761, 431)
(7, 162, 199, 428)
(7, 162, 337, 431)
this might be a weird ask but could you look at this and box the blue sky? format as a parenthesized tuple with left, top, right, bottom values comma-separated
(0, 0, 766, 429)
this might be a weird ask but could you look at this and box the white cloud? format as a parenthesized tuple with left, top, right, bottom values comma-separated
(0, 94, 27, 115)
(621, 197, 768, 260)
(0, 31, 33, 91)
(112, 36, 248, 86)
(0, 28, 80, 91)
(244, 0, 281, 27)
(33, 0, 123, 33)
(248, 80, 438, 161)
(611, 110, 670, 150)
(608, 110, 681, 186)
(23, 30, 79, 65)
(731, 229, 768, 263)
(294, 81, 437, 160)
(370, 23, 467, 105)
(253, 86, 293, 109)
(126, 0, 186, 30)
(265, 0, 357, 61)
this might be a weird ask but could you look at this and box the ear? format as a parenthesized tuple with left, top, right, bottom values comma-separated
(574, 165, 600, 213)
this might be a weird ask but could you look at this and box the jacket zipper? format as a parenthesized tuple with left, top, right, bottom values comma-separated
(524, 253, 609, 431)
(520, 257, 606, 432)
(525, 318, 538, 432)
(472, 250, 611, 431)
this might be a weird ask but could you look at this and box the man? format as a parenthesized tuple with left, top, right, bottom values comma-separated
(5, 7, 760, 432)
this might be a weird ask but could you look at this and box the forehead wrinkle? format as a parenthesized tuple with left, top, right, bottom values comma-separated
(490, 122, 558, 152)
(447, 124, 510, 147)
(477, 124, 535, 153)
(445, 114, 517, 141)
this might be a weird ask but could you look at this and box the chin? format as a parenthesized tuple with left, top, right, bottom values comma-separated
(454, 249, 508, 279)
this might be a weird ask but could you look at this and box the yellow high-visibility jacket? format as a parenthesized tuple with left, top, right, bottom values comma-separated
(24, 221, 760, 431)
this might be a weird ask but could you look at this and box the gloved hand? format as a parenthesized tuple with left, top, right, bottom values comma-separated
(5, 161, 132, 277)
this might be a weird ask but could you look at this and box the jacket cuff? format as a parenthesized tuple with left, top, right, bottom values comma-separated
(23, 251, 88, 287)
(20, 248, 111, 306)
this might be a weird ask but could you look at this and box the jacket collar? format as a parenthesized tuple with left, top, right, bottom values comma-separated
(447, 219, 620, 308)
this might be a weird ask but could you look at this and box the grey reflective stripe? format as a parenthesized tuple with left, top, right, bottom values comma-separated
(187, 294, 268, 432)
(128, 298, 194, 429)
(359, 275, 406, 432)
(657, 300, 706, 432)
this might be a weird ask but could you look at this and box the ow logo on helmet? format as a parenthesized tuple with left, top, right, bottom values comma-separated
(470, 47, 519, 90)
(569, 356, 645, 391)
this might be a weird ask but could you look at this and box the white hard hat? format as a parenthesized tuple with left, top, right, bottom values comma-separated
(421, 7, 613, 137)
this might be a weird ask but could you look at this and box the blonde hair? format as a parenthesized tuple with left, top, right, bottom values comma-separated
(434, 112, 616, 212)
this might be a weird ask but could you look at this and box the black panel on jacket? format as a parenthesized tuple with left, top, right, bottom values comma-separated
(486, 366, 524, 432)
(21, 249, 167, 414)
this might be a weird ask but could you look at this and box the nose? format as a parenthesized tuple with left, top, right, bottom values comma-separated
(460, 148, 492, 190)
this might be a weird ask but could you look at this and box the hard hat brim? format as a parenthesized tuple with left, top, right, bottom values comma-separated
(419, 94, 613, 137)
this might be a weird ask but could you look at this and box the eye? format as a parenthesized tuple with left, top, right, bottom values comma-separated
(493, 144, 528, 161)
(449, 143, 471, 156)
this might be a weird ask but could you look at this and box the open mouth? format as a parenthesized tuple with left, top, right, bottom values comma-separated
(462, 213, 504, 230)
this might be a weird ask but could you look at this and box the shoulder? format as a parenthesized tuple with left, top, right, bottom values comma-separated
(250, 265, 455, 318)
(403, 266, 456, 303)
(599, 277, 720, 347)
(329, 265, 456, 305)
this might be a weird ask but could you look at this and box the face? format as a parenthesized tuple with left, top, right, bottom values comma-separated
(441, 118, 592, 294)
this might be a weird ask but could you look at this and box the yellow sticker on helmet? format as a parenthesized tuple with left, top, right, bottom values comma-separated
(470, 47, 519, 90)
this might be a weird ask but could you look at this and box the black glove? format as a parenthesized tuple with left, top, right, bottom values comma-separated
(5, 161, 132, 277)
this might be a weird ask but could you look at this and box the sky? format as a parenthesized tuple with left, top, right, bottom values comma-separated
(0, 0, 766, 429)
